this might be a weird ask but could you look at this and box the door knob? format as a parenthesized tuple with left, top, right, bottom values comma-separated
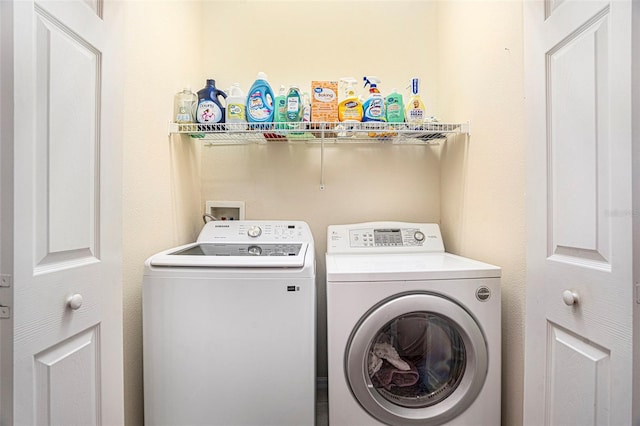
(67, 294, 83, 310)
(562, 290, 579, 306)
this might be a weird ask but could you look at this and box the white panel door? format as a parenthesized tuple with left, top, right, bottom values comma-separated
(523, 1, 634, 425)
(8, 0, 124, 424)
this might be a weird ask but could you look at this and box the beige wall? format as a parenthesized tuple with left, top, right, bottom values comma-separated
(122, 2, 204, 425)
(437, 2, 526, 425)
(122, 1, 526, 425)
(199, 0, 442, 384)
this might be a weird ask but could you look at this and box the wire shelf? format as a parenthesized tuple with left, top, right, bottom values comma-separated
(168, 121, 470, 145)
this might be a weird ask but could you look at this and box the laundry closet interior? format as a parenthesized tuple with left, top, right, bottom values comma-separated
(122, 1, 525, 425)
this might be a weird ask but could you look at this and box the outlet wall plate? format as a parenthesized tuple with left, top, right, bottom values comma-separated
(205, 201, 245, 221)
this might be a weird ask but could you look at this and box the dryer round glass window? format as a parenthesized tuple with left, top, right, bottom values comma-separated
(346, 293, 489, 425)
(367, 312, 466, 408)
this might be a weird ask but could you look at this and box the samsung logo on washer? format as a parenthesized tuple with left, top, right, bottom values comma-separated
(214, 224, 230, 228)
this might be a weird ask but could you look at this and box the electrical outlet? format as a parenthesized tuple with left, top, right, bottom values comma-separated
(205, 201, 245, 221)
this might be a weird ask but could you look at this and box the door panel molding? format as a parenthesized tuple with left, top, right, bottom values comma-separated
(546, 322, 610, 425)
(546, 8, 611, 270)
(34, 325, 101, 426)
(33, 5, 101, 272)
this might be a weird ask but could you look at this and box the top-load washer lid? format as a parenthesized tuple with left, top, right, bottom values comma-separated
(149, 220, 314, 268)
(325, 222, 501, 281)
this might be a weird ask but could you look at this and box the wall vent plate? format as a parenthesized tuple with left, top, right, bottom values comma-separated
(205, 201, 245, 221)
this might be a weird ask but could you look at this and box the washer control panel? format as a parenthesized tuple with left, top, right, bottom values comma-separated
(327, 222, 445, 254)
(150, 220, 314, 268)
(197, 221, 311, 243)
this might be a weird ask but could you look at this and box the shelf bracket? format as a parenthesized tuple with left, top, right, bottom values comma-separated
(320, 126, 325, 190)
(168, 121, 180, 136)
(461, 120, 471, 135)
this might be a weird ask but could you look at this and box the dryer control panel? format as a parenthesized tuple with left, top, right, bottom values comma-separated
(327, 222, 445, 254)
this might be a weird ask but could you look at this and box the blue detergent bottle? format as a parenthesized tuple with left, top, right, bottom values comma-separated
(246, 72, 275, 126)
(195, 79, 227, 124)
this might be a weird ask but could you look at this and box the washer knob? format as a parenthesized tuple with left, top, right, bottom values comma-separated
(414, 231, 425, 242)
(248, 245, 262, 256)
(247, 225, 262, 238)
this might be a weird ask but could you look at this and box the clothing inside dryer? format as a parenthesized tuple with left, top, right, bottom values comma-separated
(367, 312, 466, 408)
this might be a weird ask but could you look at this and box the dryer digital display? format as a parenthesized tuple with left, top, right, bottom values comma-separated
(373, 229, 403, 246)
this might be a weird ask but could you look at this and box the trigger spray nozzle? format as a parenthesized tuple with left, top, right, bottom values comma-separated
(340, 77, 358, 98)
(408, 78, 420, 95)
(363, 76, 381, 93)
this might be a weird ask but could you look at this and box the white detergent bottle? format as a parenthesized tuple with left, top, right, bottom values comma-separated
(225, 83, 247, 130)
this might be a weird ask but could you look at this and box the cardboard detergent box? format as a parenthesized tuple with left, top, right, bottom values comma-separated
(311, 81, 338, 123)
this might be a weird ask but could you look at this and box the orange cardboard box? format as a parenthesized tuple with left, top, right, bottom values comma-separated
(311, 81, 338, 123)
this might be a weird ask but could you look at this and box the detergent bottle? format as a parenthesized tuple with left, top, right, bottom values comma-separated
(246, 71, 275, 125)
(273, 85, 287, 129)
(385, 88, 405, 123)
(338, 77, 363, 123)
(286, 86, 302, 124)
(405, 78, 426, 125)
(362, 76, 386, 122)
(196, 79, 227, 124)
(225, 83, 247, 130)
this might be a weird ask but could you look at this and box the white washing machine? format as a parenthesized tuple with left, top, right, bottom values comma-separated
(143, 220, 316, 426)
(326, 222, 501, 426)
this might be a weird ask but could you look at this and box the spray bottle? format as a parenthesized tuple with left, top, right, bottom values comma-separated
(362, 76, 386, 122)
(405, 78, 426, 125)
(338, 78, 363, 122)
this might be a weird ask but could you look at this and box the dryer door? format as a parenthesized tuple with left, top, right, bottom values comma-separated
(346, 292, 488, 425)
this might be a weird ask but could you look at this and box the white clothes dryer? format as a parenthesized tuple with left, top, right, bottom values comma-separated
(326, 222, 501, 426)
(143, 221, 316, 426)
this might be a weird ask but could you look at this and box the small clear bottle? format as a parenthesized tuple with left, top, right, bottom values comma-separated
(173, 87, 197, 123)
(302, 92, 311, 124)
